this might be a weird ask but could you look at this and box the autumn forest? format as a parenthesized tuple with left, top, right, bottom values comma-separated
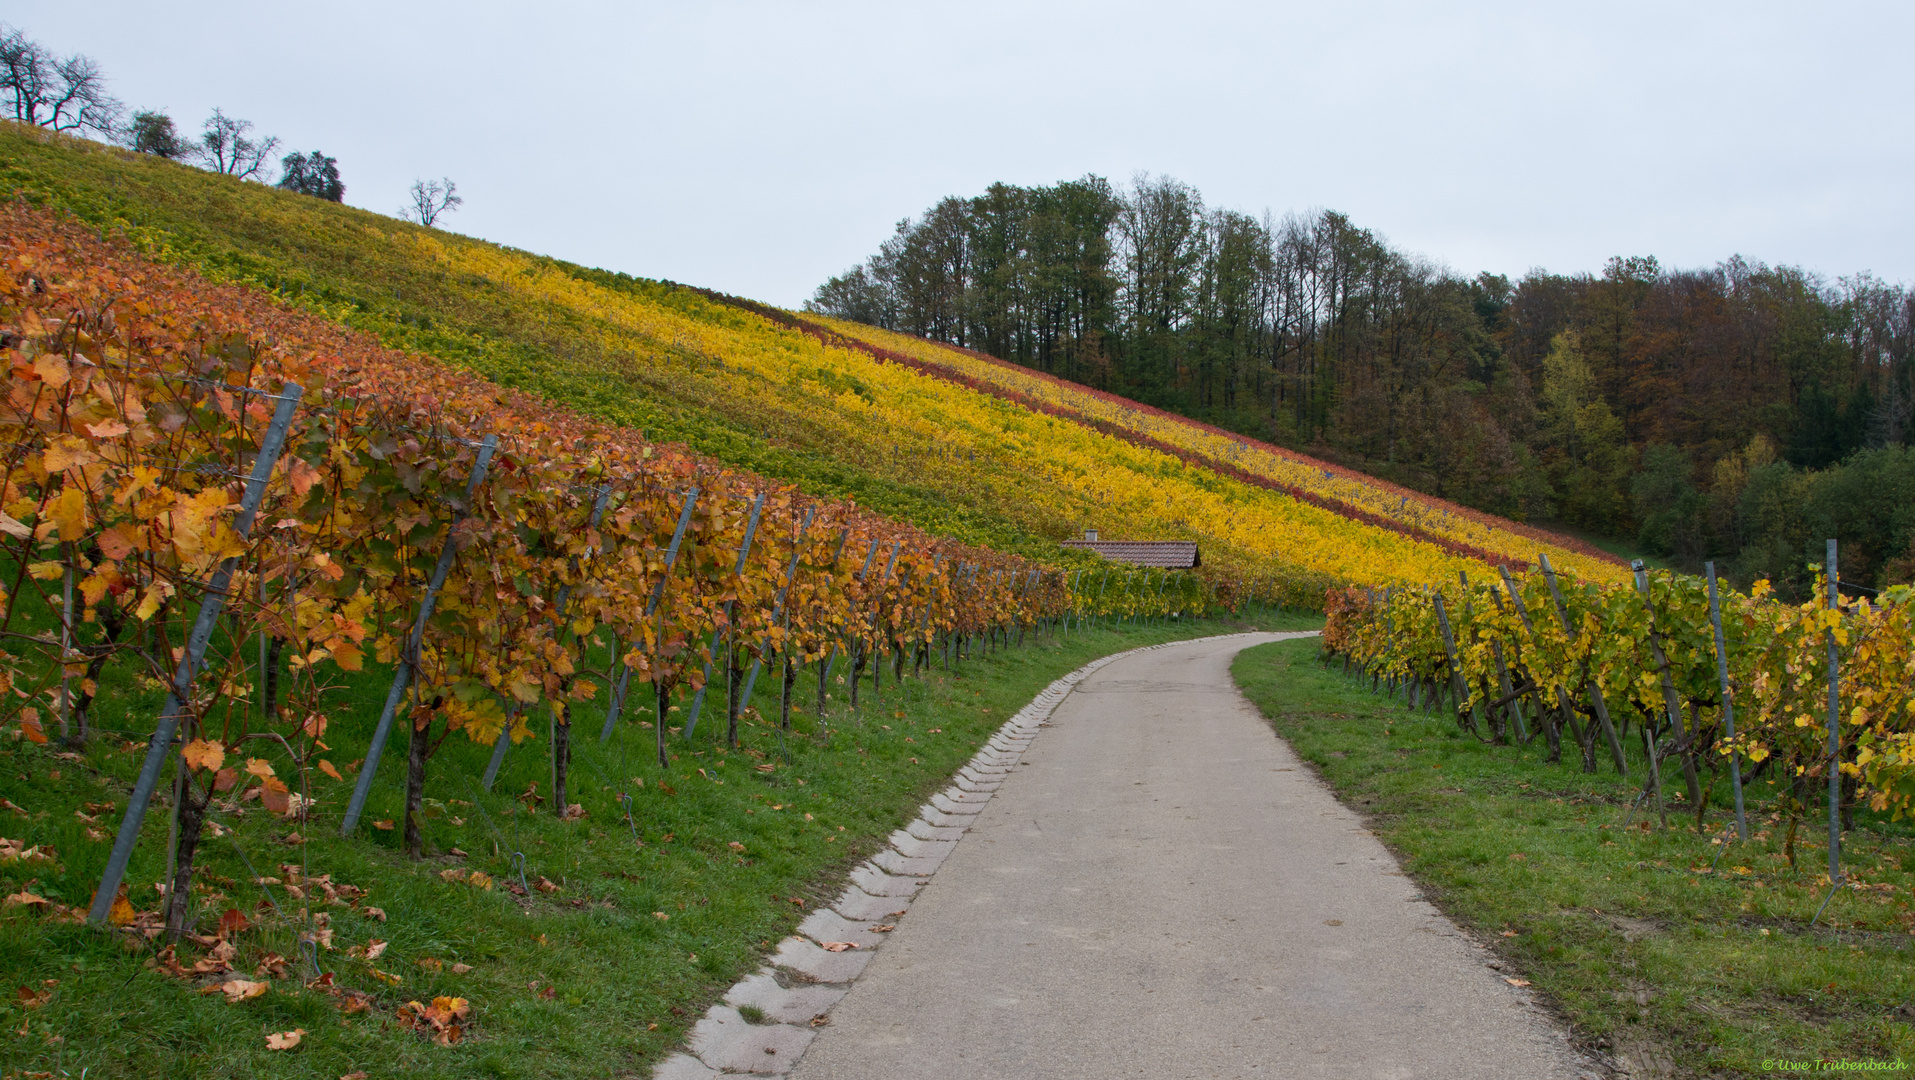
(811, 176, 1915, 595)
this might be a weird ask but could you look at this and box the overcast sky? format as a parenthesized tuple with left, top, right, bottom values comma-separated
(16, 1, 1914, 306)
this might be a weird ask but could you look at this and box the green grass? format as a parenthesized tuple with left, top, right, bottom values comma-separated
(0, 613, 1307, 1080)
(1233, 639, 1915, 1078)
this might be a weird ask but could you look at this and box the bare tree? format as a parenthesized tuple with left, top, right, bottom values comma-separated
(403, 177, 462, 227)
(0, 23, 121, 134)
(198, 108, 279, 180)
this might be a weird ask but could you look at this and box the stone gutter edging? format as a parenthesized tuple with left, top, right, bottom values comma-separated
(652, 633, 1292, 1078)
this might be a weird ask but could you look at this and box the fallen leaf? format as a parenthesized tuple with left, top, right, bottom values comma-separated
(106, 888, 136, 927)
(534, 876, 559, 894)
(652, 911, 668, 921)
(15, 986, 49, 1009)
(363, 938, 389, 961)
(341, 1073, 370, 1080)
(212, 978, 269, 1003)
(416, 957, 443, 972)
(1323, 919, 1343, 926)
(820, 941, 858, 952)
(728, 841, 746, 853)
(317, 759, 343, 781)
(372, 819, 395, 831)
(1500, 930, 1519, 938)
(871, 924, 895, 932)
(4, 891, 48, 909)
(264, 1028, 304, 1050)
(439, 869, 468, 883)
(362, 906, 388, 922)
(1508, 852, 1527, 862)
(245, 758, 277, 780)
(450, 963, 472, 974)
(467, 872, 493, 890)
(1504, 977, 1531, 987)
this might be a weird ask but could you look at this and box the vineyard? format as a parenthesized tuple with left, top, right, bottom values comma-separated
(0, 121, 1616, 605)
(0, 196, 1306, 1075)
(1322, 558, 1915, 875)
(804, 314, 1626, 583)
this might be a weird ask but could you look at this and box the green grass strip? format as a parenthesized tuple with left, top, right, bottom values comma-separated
(1233, 638, 1915, 1077)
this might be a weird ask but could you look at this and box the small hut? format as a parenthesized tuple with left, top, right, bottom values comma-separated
(1060, 529, 1200, 569)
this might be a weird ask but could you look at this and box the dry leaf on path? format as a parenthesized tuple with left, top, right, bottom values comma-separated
(820, 942, 858, 952)
(1504, 977, 1531, 987)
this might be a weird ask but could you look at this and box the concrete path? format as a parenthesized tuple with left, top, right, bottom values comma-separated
(660, 632, 1597, 1080)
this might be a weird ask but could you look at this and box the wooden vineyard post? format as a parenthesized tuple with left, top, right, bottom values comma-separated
(1539, 555, 1627, 775)
(1633, 561, 1701, 809)
(1431, 594, 1479, 736)
(92, 386, 304, 925)
(843, 541, 880, 708)
(1483, 575, 1530, 742)
(1825, 539, 1843, 888)
(548, 485, 616, 816)
(340, 433, 498, 836)
(1463, 572, 1513, 742)
(684, 492, 765, 740)
(816, 528, 851, 712)
(915, 554, 944, 679)
(1499, 567, 1565, 762)
(738, 507, 815, 712)
(1705, 562, 1749, 842)
(868, 543, 902, 698)
(599, 488, 701, 744)
(1625, 561, 1670, 825)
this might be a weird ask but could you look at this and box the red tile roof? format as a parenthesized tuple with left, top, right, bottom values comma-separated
(1059, 540, 1200, 569)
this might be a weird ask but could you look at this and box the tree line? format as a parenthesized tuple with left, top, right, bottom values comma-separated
(810, 176, 1915, 597)
(1, 21, 458, 225)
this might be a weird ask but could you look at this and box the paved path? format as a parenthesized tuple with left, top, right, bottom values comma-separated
(658, 633, 1595, 1078)
(782, 632, 1592, 1080)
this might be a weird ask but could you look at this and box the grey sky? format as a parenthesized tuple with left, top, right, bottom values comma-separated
(18, 1, 1915, 306)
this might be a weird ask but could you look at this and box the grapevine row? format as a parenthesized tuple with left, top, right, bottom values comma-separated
(1323, 562, 1915, 849)
(0, 205, 1192, 936)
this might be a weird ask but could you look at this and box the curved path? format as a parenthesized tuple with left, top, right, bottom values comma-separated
(668, 632, 1596, 1080)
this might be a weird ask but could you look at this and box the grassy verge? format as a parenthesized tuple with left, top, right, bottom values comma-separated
(1233, 638, 1914, 1078)
(0, 614, 1309, 1080)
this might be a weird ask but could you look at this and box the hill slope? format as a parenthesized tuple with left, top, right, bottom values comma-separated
(0, 121, 1614, 595)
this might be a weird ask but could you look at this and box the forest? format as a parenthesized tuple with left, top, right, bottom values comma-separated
(810, 176, 1915, 596)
